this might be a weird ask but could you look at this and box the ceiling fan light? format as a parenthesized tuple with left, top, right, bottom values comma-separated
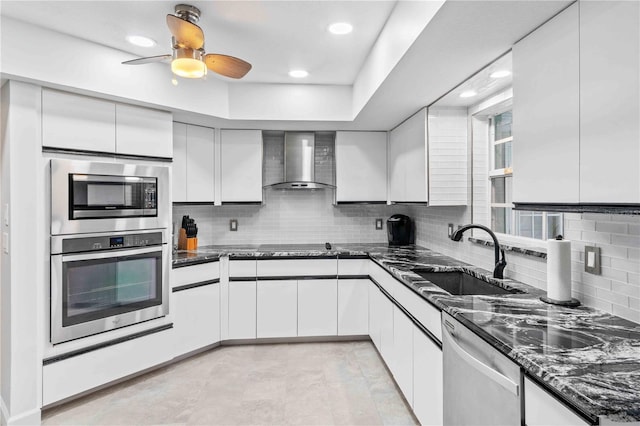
(172, 58, 207, 78)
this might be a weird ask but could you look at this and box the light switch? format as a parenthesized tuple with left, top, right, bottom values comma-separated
(584, 246, 601, 275)
(230, 219, 238, 232)
(375, 219, 383, 230)
(3, 232, 8, 254)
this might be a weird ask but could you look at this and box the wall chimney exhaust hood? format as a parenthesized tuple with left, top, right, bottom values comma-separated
(265, 132, 335, 190)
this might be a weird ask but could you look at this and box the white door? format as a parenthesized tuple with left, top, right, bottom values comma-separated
(257, 280, 297, 338)
(338, 279, 369, 336)
(369, 282, 383, 351)
(392, 306, 414, 405)
(220, 129, 263, 202)
(172, 122, 188, 202)
(228, 281, 256, 339)
(186, 125, 215, 202)
(298, 279, 338, 337)
(413, 327, 443, 426)
(172, 284, 220, 357)
(115, 104, 173, 158)
(335, 131, 387, 202)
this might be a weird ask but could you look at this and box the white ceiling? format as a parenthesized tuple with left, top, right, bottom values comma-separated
(0, 0, 396, 85)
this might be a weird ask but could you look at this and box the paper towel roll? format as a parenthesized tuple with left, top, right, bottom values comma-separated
(547, 238, 572, 301)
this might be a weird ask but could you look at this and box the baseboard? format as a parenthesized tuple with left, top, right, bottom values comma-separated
(221, 335, 371, 346)
(0, 401, 41, 426)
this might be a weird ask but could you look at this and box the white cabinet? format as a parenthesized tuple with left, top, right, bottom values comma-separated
(512, 3, 580, 204)
(579, 0, 639, 204)
(380, 289, 395, 364)
(337, 279, 369, 336)
(220, 129, 263, 203)
(389, 109, 428, 202)
(115, 104, 172, 158)
(392, 306, 414, 405)
(413, 328, 443, 426)
(256, 280, 297, 338)
(172, 283, 220, 357)
(369, 281, 383, 351)
(298, 279, 338, 337)
(335, 131, 387, 202)
(525, 377, 588, 426)
(42, 89, 116, 153)
(389, 108, 467, 205)
(172, 123, 215, 202)
(228, 281, 257, 339)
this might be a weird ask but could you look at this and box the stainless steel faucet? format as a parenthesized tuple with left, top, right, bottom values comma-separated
(450, 224, 507, 279)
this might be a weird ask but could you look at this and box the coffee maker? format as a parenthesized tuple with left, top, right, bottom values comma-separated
(387, 214, 415, 246)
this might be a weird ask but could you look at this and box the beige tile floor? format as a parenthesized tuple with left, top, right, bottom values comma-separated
(42, 341, 418, 425)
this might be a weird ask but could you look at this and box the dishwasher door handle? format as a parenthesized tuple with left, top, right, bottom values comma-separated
(445, 328, 520, 396)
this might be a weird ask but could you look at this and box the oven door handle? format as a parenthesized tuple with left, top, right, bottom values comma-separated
(62, 246, 162, 262)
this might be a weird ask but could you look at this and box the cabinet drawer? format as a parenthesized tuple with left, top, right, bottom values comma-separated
(395, 282, 442, 342)
(171, 261, 219, 289)
(369, 261, 397, 295)
(256, 259, 337, 277)
(338, 259, 369, 276)
(525, 377, 589, 426)
(229, 260, 257, 278)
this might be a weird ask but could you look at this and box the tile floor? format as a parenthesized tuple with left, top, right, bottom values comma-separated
(42, 341, 418, 425)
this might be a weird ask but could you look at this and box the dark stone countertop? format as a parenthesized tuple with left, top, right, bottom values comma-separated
(172, 243, 640, 423)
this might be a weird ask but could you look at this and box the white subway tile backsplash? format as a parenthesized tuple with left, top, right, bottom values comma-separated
(612, 304, 640, 323)
(581, 230, 612, 245)
(611, 234, 640, 248)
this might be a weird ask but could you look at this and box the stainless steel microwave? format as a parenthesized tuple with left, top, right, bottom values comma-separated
(51, 159, 169, 235)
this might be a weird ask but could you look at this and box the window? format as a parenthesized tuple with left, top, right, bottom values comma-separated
(488, 110, 563, 240)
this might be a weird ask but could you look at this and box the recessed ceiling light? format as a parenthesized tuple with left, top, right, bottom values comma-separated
(459, 90, 477, 98)
(126, 35, 156, 48)
(328, 22, 353, 35)
(289, 69, 309, 78)
(490, 70, 511, 79)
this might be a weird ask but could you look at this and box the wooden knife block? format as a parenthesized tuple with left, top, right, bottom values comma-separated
(178, 228, 198, 251)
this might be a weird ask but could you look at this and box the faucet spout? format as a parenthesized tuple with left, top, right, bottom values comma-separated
(450, 223, 507, 279)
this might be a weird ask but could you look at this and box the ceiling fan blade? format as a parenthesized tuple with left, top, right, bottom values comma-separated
(122, 54, 172, 65)
(204, 54, 252, 79)
(166, 14, 204, 50)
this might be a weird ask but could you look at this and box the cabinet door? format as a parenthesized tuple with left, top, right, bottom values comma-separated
(172, 123, 188, 202)
(172, 284, 220, 357)
(413, 327, 443, 426)
(186, 125, 215, 202)
(380, 292, 395, 367)
(335, 131, 387, 202)
(389, 109, 428, 203)
(298, 279, 337, 337)
(392, 306, 414, 405)
(524, 377, 588, 426)
(220, 129, 263, 202)
(369, 282, 383, 351)
(338, 279, 369, 336)
(256, 280, 297, 338)
(228, 281, 256, 339)
(512, 3, 580, 204)
(579, 1, 640, 203)
(116, 104, 173, 158)
(42, 89, 116, 153)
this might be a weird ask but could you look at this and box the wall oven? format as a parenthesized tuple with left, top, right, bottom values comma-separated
(50, 159, 169, 235)
(50, 229, 170, 344)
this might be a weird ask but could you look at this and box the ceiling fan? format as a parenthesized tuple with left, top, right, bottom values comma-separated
(122, 4, 252, 80)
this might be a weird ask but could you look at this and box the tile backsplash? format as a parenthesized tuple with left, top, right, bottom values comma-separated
(406, 205, 640, 323)
(173, 189, 405, 246)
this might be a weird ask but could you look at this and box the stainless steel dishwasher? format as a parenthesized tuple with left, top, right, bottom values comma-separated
(442, 312, 522, 425)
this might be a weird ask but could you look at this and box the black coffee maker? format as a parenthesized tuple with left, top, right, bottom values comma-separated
(387, 214, 415, 246)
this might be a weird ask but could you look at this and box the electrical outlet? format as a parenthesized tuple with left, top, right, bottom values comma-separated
(230, 219, 238, 232)
(584, 246, 601, 275)
(448, 223, 454, 238)
(375, 218, 383, 230)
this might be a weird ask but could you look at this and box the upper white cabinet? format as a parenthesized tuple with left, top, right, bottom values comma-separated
(172, 123, 215, 203)
(335, 131, 387, 202)
(389, 108, 467, 205)
(42, 89, 116, 153)
(115, 104, 172, 158)
(42, 88, 173, 158)
(512, 3, 580, 204)
(513, 1, 639, 206)
(579, 1, 639, 204)
(220, 129, 263, 203)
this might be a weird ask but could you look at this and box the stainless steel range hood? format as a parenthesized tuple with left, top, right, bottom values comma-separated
(266, 132, 335, 190)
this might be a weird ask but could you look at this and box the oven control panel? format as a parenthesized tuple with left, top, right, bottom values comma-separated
(59, 232, 164, 254)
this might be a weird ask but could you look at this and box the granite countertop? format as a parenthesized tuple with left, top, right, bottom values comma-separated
(172, 244, 640, 423)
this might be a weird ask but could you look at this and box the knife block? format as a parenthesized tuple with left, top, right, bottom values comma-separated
(178, 228, 198, 251)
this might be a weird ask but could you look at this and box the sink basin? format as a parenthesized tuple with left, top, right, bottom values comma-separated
(414, 270, 521, 296)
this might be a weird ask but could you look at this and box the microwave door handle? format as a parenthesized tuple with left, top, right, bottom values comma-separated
(62, 246, 161, 262)
(444, 326, 519, 396)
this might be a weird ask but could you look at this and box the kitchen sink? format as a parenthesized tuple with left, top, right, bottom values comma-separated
(413, 270, 521, 296)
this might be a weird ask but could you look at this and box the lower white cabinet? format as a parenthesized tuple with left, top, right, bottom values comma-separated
(369, 281, 383, 351)
(257, 280, 297, 338)
(525, 377, 588, 426)
(338, 279, 369, 336)
(392, 306, 414, 405)
(298, 279, 338, 337)
(172, 284, 220, 357)
(413, 327, 443, 426)
(380, 290, 395, 365)
(228, 281, 257, 339)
